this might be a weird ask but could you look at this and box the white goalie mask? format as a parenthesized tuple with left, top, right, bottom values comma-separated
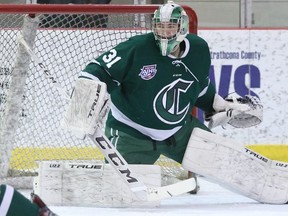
(152, 1, 189, 56)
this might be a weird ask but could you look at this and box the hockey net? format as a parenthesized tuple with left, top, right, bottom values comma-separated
(0, 4, 198, 189)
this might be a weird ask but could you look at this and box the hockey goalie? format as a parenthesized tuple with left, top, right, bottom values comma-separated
(61, 0, 287, 206)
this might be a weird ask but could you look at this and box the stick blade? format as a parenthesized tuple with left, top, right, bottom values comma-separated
(147, 178, 197, 201)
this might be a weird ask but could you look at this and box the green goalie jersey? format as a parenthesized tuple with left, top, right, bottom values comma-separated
(82, 32, 216, 140)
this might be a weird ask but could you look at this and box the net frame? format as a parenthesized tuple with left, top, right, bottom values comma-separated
(0, 4, 198, 189)
(0, 4, 197, 32)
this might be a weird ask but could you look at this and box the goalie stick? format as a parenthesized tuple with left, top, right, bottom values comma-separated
(88, 130, 196, 201)
(18, 34, 197, 201)
(18, 34, 70, 101)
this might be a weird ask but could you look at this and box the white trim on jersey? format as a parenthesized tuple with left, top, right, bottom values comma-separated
(78, 71, 100, 80)
(168, 38, 189, 59)
(109, 127, 120, 149)
(110, 102, 182, 141)
(198, 77, 211, 98)
(0, 185, 14, 216)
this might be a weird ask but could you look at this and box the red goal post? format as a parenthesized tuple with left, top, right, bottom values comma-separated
(0, 4, 198, 189)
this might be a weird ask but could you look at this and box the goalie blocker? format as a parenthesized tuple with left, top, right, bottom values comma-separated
(61, 78, 109, 138)
(182, 128, 288, 204)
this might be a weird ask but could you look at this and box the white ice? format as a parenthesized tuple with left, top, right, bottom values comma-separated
(42, 177, 288, 216)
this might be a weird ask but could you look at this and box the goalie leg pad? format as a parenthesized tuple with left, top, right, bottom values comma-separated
(34, 161, 162, 207)
(182, 128, 288, 204)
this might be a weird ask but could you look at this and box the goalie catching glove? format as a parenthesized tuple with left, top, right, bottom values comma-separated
(207, 94, 263, 129)
(61, 78, 109, 138)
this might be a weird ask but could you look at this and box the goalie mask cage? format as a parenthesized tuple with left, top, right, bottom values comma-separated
(0, 4, 198, 189)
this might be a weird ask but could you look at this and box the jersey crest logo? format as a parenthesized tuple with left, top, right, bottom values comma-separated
(153, 79, 193, 125)
(139, 64, 157, 80)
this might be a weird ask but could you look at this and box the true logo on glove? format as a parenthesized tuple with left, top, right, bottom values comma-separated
(87, 86, 101, 118)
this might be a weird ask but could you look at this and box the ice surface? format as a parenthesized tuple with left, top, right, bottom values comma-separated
(35, 177, 287, 216)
